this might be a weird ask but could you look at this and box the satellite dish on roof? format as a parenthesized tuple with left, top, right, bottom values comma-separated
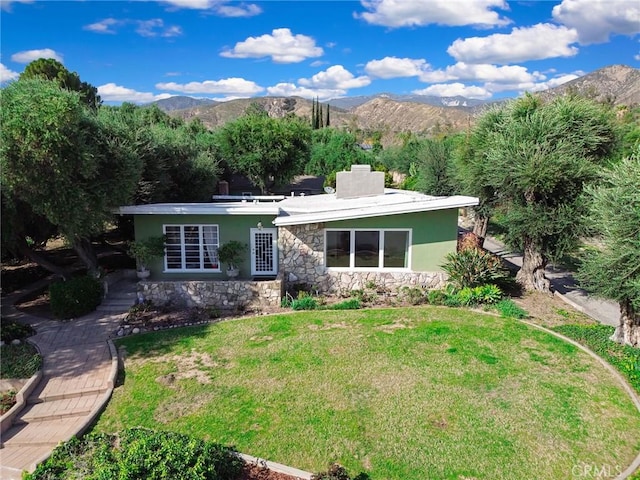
(324, 186, 335, 194)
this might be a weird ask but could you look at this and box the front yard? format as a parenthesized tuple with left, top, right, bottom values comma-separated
(94, 306, 640, 479)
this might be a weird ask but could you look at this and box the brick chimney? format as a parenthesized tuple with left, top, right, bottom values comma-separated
(336, 165, 384, 199)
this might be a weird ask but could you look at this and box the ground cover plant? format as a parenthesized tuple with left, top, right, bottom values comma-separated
(25, 428, 244, 480)
(553, 324, 640, 393)
(95, 307, 640, 479)
(0, 342, 41, 379)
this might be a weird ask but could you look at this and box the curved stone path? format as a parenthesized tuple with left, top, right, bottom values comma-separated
(0, 272, 137, 480)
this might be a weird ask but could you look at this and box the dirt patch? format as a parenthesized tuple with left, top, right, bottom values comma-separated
(239, 463, 300, 480)
(513, 291, 596, 328)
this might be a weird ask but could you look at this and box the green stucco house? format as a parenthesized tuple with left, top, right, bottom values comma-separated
(119, 165, 478, 309)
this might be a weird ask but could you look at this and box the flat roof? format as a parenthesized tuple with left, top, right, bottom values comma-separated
(273, 189, 479, 226)
(118, 202, 281, 216)
(118, 190, 479, 225)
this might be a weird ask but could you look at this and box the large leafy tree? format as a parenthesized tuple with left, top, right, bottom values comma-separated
(456, 109, 505, 243)
(217, 113, 311, 193)
(578, 153, 640, 346)
(413, 136, 461, 196)
(305, 128, 368, 176)
(20, 58, 101, 110)
(1, 78, 141, 275)
(98, 104, 220, 205)
(460, 94, 617, 292)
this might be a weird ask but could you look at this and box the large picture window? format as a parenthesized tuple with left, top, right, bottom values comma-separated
(325, 229, 410, 269)
(163, 225, 220, 271)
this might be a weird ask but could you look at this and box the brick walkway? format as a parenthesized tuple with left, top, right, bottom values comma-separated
(0, 272, 138, 480)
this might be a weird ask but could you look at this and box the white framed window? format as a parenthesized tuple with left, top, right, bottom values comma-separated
(325, 229, 411, 270)
(163, 225, 220, 272)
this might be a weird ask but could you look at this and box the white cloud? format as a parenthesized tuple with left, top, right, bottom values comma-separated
(215, 3, 261, 17)
(299, 65, 370, 89)
(365, 57, 429, 79)
(448, 23, 579, 64)
(635, 52, 640, 61)
(0, 63, 19, 82)
(413, 82, 492, 99)
(155, 78, 264, 95)
(160, 0, 262, 16)
(420, 62, 545, 84)
(357, 0, 510, 28)
(221, 28, 323, 63)
(266, 82, 343, 101)
(527, 73, 581, 92)
(136, 19, 182, 38)
(0, 0, 33, 12)
(11, 48, 63, 64)
(98, 83, 172, 103)
(84, 18, 182, 37)
(83, 18, 122, 34)
(552, 0, 640, 44)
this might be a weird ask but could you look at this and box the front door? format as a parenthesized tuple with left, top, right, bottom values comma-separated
(250, 228, 278, 276)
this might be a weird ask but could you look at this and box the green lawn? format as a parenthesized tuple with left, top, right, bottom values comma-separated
(95, 307, 640, 480)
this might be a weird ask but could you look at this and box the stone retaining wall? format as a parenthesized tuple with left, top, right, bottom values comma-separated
(138, 279, 283, 310)
(278, 224, 447, 294)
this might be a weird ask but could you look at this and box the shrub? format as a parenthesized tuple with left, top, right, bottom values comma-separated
(457, 231, 482, 252)
(312, 463, 370, 480)
(330, 298, 361, 310)
(291, 296, 319, 310)
(1, 342, 41, 379)
(26, 428, 244, 480)
(398, 286, 426, 305)
(494, 299, 528, 319)
(452, 287, 477, 306)
(1, 320, 35, 342)
(426, 289, 447, 305)
(553, 324, 640, 393)
(441, 248, 510, 289)
(50, 275, 103, 319)
(474, 284, 503, 304)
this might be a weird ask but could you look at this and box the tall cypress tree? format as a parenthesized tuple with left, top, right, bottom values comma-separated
(326, 104, 330, 127)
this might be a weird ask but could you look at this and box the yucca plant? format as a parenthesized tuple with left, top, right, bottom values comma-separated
(441, 248, 510, 289)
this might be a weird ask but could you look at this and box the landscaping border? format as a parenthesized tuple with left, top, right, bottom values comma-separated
(520, 319, 640, 480)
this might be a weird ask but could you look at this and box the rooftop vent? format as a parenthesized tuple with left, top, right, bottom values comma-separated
(336, 164, 384, 199)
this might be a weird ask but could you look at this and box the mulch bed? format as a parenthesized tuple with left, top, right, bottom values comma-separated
(240, 463, 301, 480)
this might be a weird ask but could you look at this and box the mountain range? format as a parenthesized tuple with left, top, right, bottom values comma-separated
(156, 65, 639, 144)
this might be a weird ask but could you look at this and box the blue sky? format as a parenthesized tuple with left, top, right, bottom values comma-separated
(1, 0, 638, 103)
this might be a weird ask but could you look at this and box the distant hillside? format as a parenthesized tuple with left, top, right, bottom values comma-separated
(329, 93, 486, 110)
(170, 96, 352, 129)
(350, 97, 472, 138)
(154, 96, 217, 111)
(166, 65, 639, 144)
(539, 65, 640, 106)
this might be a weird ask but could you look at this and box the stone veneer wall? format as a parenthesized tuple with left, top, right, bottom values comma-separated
(138, 279, 283, 310)
(278, 224, 447, 293)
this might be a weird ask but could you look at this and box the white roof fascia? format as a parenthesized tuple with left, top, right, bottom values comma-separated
(211, 195, 285, 202)
(118, 203, 281, 216)
(274, 195, 479, 226)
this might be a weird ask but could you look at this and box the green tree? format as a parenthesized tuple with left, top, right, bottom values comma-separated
(1, 79, 141, 275)
(414, 136, 460, 196)
(578, 152, 640, 346)
(217, 114, 311, 193)
(461, 94, 617, 292)
(101, 104, 220, 204)
(306, 128, 368, 176)
(20, 58, 101, 110)
(455, 108, 505, 243)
